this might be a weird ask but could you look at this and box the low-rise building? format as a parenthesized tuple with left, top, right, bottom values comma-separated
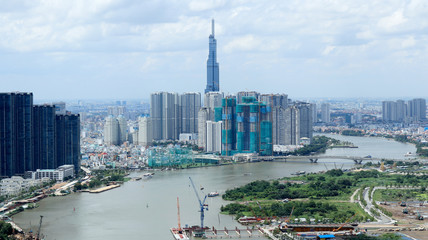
(26, 165, 75, 182)
(0, 176, 43, 196)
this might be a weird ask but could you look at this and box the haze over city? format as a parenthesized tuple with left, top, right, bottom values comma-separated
(1, 0, 428, 100)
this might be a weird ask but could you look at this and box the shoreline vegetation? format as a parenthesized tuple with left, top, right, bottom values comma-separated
(220, 168, 428, 224)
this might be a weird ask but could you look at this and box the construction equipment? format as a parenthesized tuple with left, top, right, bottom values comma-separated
(417, 213, 424, 220)
(36, 215, 43, 240)
(333, 214, 356, 232)
(189, 177, 208, 236)
(177, 197, 182, 232)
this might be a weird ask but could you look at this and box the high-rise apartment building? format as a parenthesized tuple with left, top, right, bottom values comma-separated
(1, 92, 80, 177)
(284, 103, 313, 145)
(137, 117, 152, 146)
(382, 98, 426, 122)
(33, 105, 56, 170)
(205, 19, 219, 93)
(150, 92, 180, 140)
(0, 92, 33, 177)
(206, 121, 222, 153)
(56, 113, 80, 174)
(180, 92, 201, 134)
(408, 98, 426, 122)
(104, 115, 128, 146)
(197, 108, 208, 150)
(321, 103, 330, 123)
(204, 92, 223, 121)
(237, 91, 259, 104)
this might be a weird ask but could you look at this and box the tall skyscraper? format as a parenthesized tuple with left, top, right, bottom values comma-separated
(284, 103, 313, 145)
(104, 116, 119, 145)
(408, 98, 426, 122)
(205, 19, 219, 93)
(0, 92, 33, 177)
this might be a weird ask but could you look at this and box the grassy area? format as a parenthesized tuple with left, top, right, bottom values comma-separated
(373, 188, 426, 202)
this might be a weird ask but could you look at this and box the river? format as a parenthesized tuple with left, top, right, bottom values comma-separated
(12, 134, 417, 240)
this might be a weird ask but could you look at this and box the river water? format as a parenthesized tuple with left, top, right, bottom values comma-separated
(12, 134, 417, 240)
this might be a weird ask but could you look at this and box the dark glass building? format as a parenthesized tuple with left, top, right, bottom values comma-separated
(0, 92, 33, 177)
(56, 114, 80, 174)
(33, 105, 56, 170)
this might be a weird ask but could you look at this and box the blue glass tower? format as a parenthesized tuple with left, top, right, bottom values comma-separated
(205, 19, 219, 93)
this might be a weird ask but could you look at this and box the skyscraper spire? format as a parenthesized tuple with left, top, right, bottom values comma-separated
(212, 19, 215, 37)
(205, 19, 220, 93)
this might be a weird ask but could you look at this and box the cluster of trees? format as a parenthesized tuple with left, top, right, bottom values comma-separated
(394, 134, 428, 157)
(0, 221, 13, 240)
(223, 170, 356, 201)
(74, 170, 127, 191)
(341, 130, 365, 136)
(288, 136, 340, 156)
(221, 200, 357, 223)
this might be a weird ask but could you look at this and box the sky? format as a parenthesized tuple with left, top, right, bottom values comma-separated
(1, 0, 428, 101)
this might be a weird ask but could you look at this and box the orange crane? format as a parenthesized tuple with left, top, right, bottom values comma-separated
(333, 213, 356, 232)
(177, 197, 182, 232)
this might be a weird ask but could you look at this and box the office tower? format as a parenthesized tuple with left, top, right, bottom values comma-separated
(321, 103, 330, 123)
(236, 91, 259, 104)
(284, 103, 313, 145)
(180, 92, 201, 134)
(104, 116, 119, 145)
(56, 113, 80, 174)
(138, 117, 152, 146)
(33, 105, 56, 170)
(204, 92, 223, 121)
(206, 121, 222, 152)
(53, 102, 66, 115)
(205, 19, 219, 93)
(221, 97, 237, 156)
(150, 92, 180, 140)
(407, 98, 426, 122)
(197, 108, 208, 149)
(311, 103, 317, 123)
(0, 92, 33, 177)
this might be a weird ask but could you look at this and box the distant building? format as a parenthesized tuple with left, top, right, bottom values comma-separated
(26, 165, 75, 182)
(104, 115, 127, 146)
(53, 101, 66, 115)
(408, 98, 426, 122)
(382, 98, 426, 122)
(321, 103, 330, 123)
(236, 91, 259, 104)
(284, 103, 313, 145)
(205, 19, 220, 93)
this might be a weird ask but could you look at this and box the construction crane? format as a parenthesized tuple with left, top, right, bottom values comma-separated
(177, 197, 183, 233)
(37, 215, 43, 240)
(333, 213, 356, 232)
(189, 177, 208, 231)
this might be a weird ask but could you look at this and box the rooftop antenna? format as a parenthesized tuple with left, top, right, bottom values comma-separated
(212, 19, 215, 37)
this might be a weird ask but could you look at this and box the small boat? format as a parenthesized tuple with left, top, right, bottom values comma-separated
(364, 155, 372, 159)
(208, 192, 219, 197)
(143, 173, 154, 178)
(404, 152, 413, 157)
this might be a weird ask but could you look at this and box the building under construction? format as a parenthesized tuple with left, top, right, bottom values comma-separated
(220, 96, 272, 156)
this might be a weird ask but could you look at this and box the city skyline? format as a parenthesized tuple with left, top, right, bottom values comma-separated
(1, 1, 428, 100)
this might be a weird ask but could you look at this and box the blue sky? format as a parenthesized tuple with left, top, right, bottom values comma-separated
(1, 0, 427, 100)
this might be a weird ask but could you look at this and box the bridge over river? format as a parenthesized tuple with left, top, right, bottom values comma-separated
(257, 155, 419, 164)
